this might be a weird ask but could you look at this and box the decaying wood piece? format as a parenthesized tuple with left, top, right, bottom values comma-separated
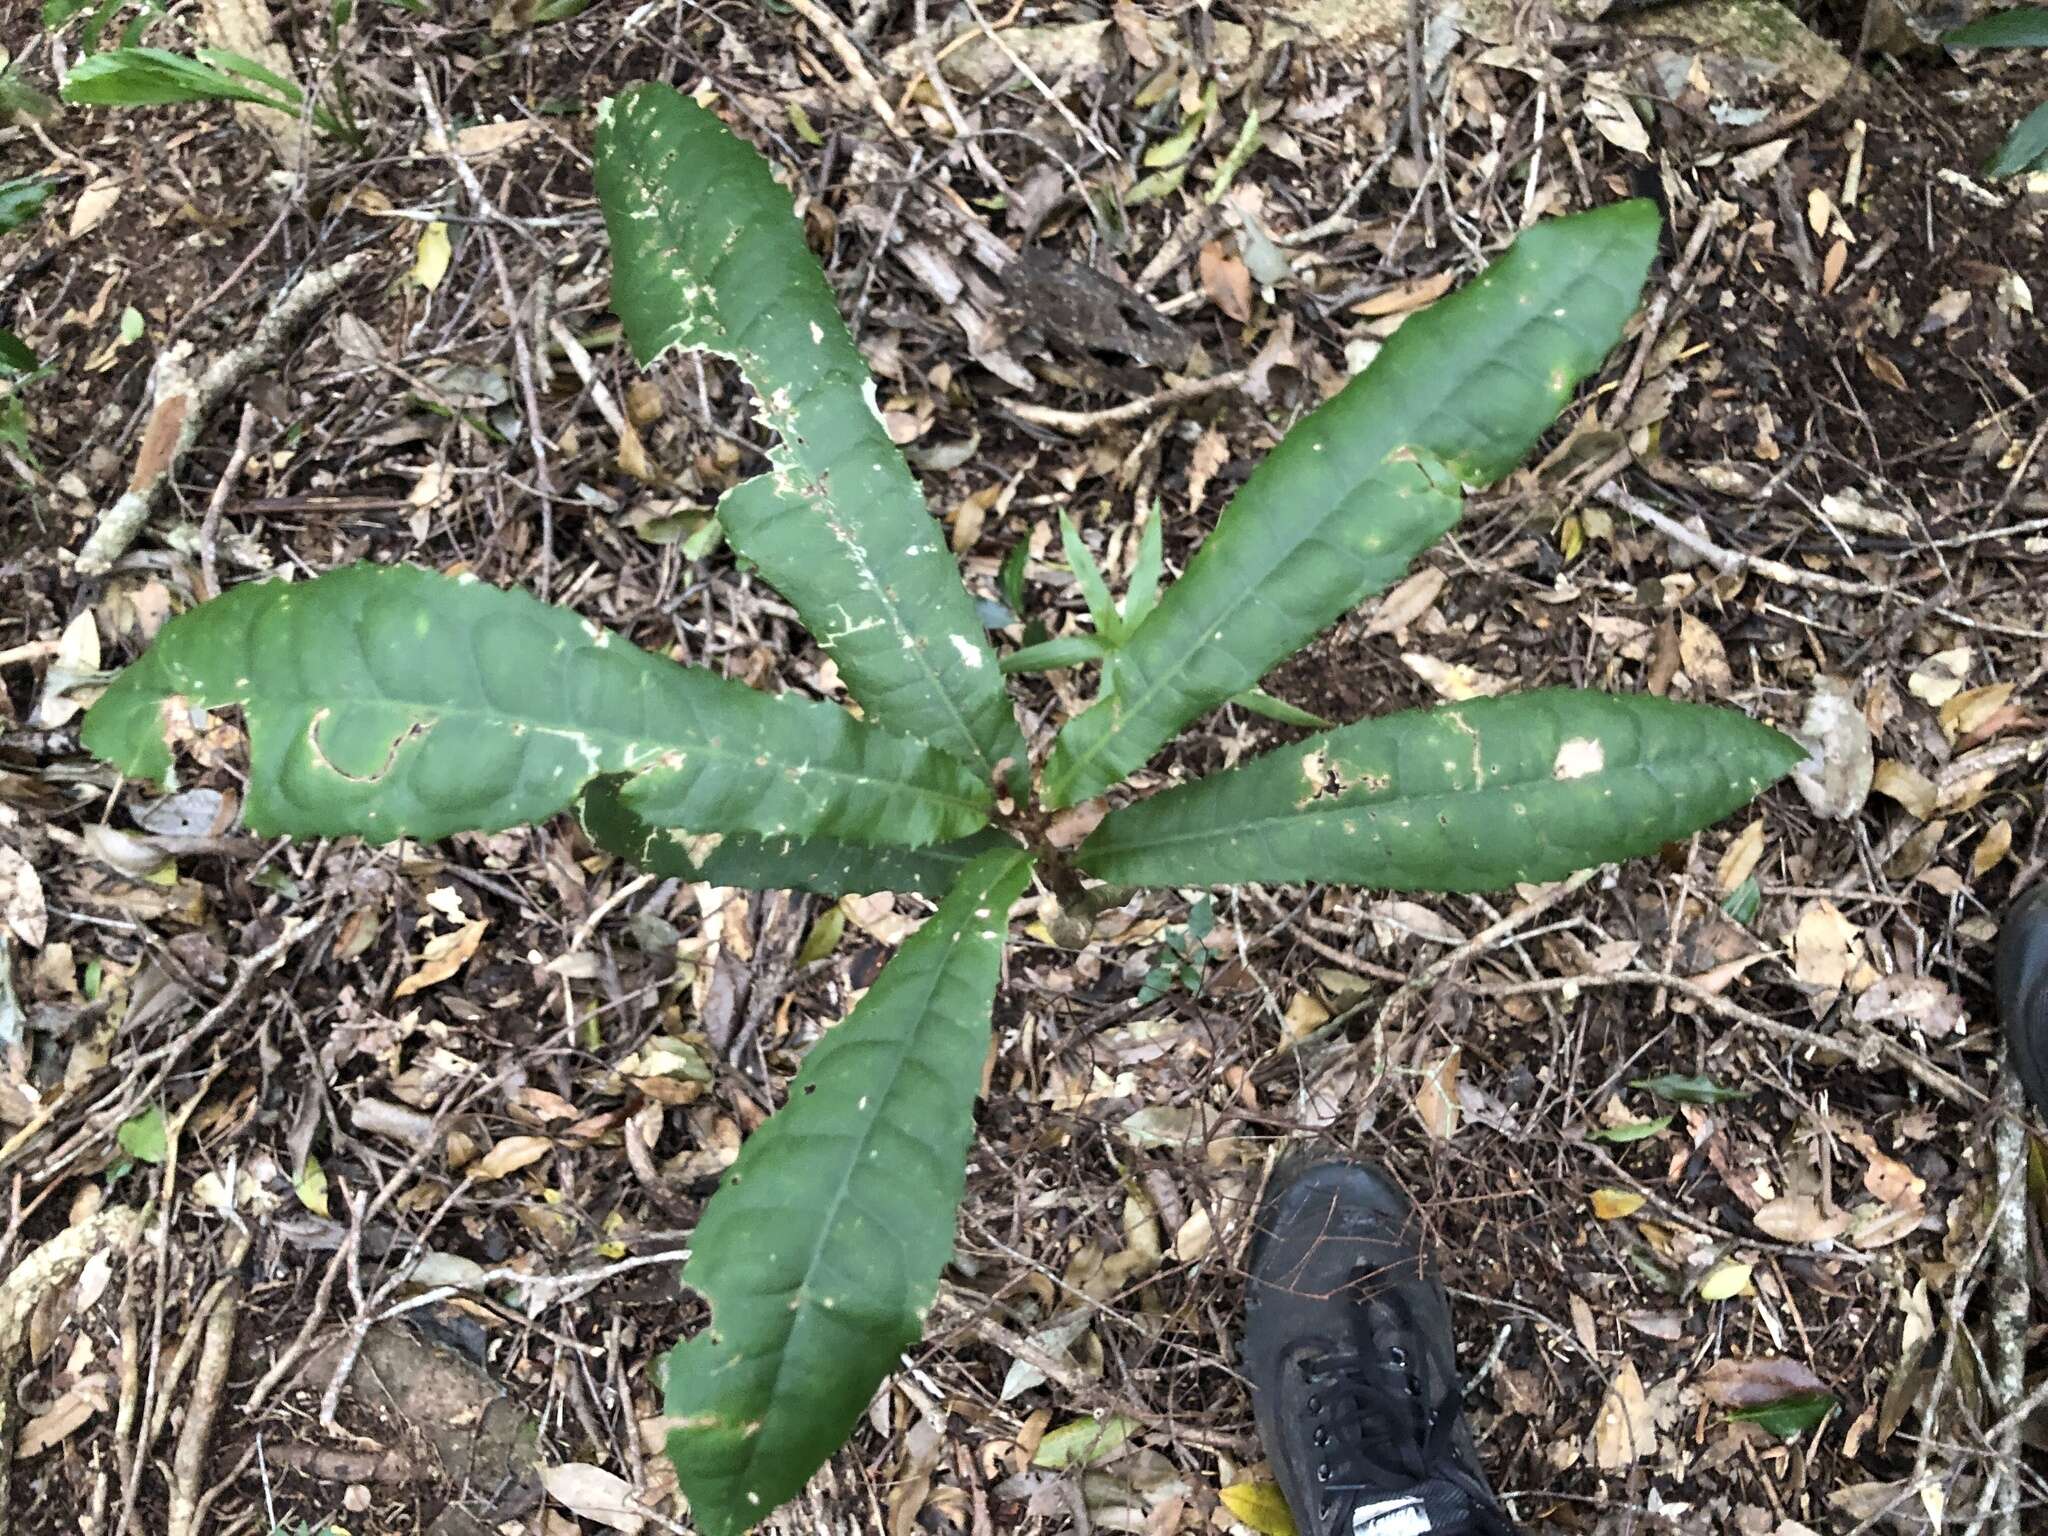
(199, 0, 310, 167)
(77, 250, 377, 576)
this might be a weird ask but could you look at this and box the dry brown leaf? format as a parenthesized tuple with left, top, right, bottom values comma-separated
(18, 1384, 103, 1457)
(1698, 1355, 1825, 1408)
(200, 0, 308, 165)
(1939, 682, 2013, 742)
(392, 917, 489, 999)
(1364, 568, 1445, 639)
(1350, 269, 1454, 317)
(0, 845, 48, 949)
(1677, 612, 1732, 695)
(1185, 424, 1230, 511)
(1871, 759, 1937, 820)
(1752, 1194, 1851, 1244)
(1852, 973, 1964, 1037)
(472, 1135, 554, 1181)
(1198, 241, 1254, 323)
(1907, 647, 1972, 707)
(1863, 348, 1907, 391)
(1591, 1359, 1656, 1469)
(1413, 1047, 1461, 1141)
(1592, 1188, 1646, 1220)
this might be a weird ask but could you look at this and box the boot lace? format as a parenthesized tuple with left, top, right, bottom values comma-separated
(1297, 1347, 1517, 1536)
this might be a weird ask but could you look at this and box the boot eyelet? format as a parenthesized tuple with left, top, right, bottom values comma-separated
(1313, 1428, 1329, 1447)
(1389, 1346, 1407, 1367)
(1406, 1374, 1421, 1397)
(1316, 1463, 1329, 1482)
(1307, 1395, 1321, 1413)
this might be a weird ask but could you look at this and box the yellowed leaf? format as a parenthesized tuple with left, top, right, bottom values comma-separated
(472, 1134, 554, 1181)
(1699, 1259, 1754, 1301)
(1940, 682, 2013, 742)
(393, 917, 488, 998)
(1218, 1481, 1298, 1536)
(1592, 1188, 1646, 1220)
(1282, 991, 1329, 1042)
(1872, 759, 1937, 820)
(1413, 1047, 1461, 1141)
(411, 220, 453, 292)
(1402, 653, 1509, 701)
(1974, 818, 2013, 875)
(1351, 269, 1455, 317)
(1716, 820, 1765, 893)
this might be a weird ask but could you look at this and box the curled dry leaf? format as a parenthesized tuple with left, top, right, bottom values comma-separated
(1907, 647, 1972, 707)
(1401, 653, 1509, 701)
(1677, 613, 1732, 696)
(1716, 819, 1765, 893)
(1872, 759, 1937, 820)
(1363, 567, 1445, 639)
(470, 1134, 553, 1181)
(1792, 899, 1862, 996)
(1752, 1195, 1851, 1244)
(392, 917, 489, 998)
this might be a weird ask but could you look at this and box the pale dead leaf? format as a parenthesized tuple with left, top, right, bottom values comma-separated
(1907, 646, 1972, 707)
(1940, 682, 2013, 743)
(1591, 1359, 1655, 1468)
(67, 179, 123, 241)
(1592, 1188, 1645, 1220)
(1350, 269, 1454, 317)
(1852, 973, 1963, 1037)
(18, 1385, 102, 1457)
(1792, 899, 1860, 995)
(1583, 87, 1650, 154)
(392, 917, 488, 998)
(1677, 613, 1732, 695)
(1413, 1047, 1461, 1141)
(445, 119, 538, 159)
(32, 609, 104, 729)
(1699, 1259, 1754, 1301)
(1974, 817, 2013, 875)
(1819, 492, 1909, 537)
(1871, 759, 1937, 820)
(1364, 568, 1445, 639)
(1185, 424, 1229, 510)
(1752, 1194, 1851, 1244)
(0, 845, 47, 948)
(1717, 820, 1766, 893)
(1790, 678, 1871, 821)
(541, 1463, 646, 1534)
(471, 1135, 553, 1181)
(1402, 653, 1508, 701)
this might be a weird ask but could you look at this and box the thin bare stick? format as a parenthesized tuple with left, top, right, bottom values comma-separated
(1007, 370, 1247, 435)
(198, 404, 259, 602)
(78, 252, 377, 574)
(1592, 479, 1881, 596)
(784, 0, 902, 133)
(1610, 201, 1727, 420)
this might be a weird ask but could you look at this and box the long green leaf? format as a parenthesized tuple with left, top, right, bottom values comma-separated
(1043, 201, 1661, 807)
(1077, 689, 1801, 891)
(594, 85, 1025, 787)
(578, 775, 1020, 896)
(83, 564, 993, 847)
(665, 849, 1033, 1536)
(0, 177, 52, 237)
(1988, 100, 2048, 175)
(60, 47, 298, 112)
(1945, 6, 2048, 46)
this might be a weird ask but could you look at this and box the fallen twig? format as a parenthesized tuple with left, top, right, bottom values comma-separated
(1592, 479, 1882, 597)
(77, 252, 377, 575)
(165, 1271, 241, 1536)
(1006, 369, 1247, 435)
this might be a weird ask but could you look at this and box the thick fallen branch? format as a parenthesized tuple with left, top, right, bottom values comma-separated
(77, 250, 378, 576)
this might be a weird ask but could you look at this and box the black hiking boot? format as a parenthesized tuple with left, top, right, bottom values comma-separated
(1241, 1159, 1517, 1536)
(1995, 880, 2048, 1122)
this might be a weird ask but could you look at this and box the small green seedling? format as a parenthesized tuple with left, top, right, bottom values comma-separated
(1945, 6, 2048, 175)
(83, 86, 1806, 1535)
(1138, 895, 1217, 1005)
